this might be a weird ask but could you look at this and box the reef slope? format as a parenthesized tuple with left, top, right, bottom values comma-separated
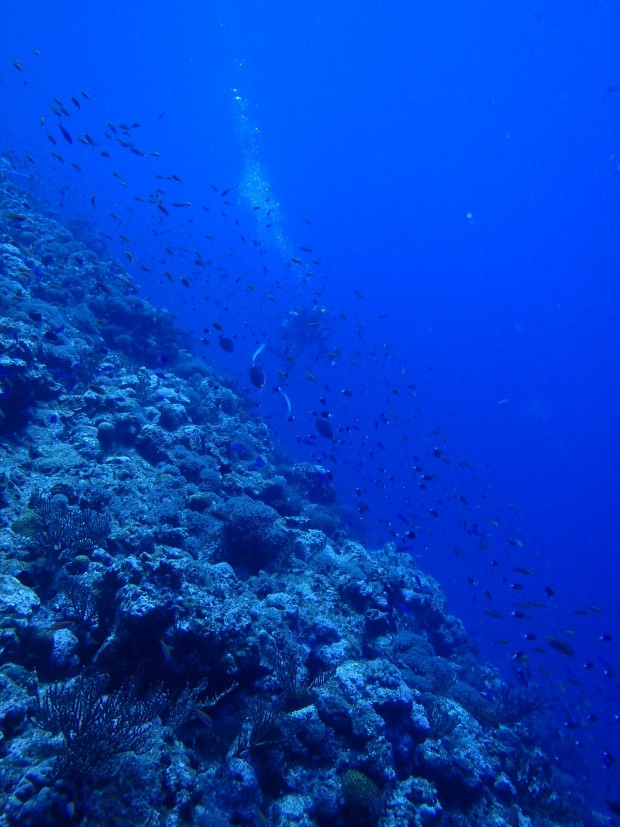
(0, 180, 596, 825)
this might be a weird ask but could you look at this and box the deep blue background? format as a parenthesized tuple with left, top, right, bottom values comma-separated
(3, 0, 619, 801)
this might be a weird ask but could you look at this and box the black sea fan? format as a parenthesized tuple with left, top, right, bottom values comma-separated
(34, 672, 167, 781)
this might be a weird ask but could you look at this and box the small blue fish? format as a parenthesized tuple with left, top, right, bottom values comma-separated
(160, 638, 181, 671)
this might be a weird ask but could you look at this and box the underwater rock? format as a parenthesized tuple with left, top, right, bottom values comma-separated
(417, 710, 494, 805)
(96, 419, 116, 448)
(158, 402, 189, 431)
(220, 494, 289, 575)
(135, 424, 173, 465)
(218, 757, 261, 824)
(388, 776, 442, 826)
(0, 575, 40, 620)
(285, 462, 338, 505)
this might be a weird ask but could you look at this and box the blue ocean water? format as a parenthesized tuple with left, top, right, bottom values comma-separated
(2, 0, 619, 816)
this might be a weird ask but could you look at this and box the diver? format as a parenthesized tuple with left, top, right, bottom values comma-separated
(248, 305, 330, 421)
(271, 304, 330, 367)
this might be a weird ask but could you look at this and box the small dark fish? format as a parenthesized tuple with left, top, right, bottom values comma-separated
(196, 708, 213, 727)
(43, 327, 63, 342)
(58, 123, 73, 144)
(219, 336, 234, 353)
(160, 638, 179, 670)
(95, 279, 113, 295)
(250, 365, 265, 389)
(49, 619, 76, 632)
(473, 709, 500, 729)
(316, 417, 334, 441)
(53, 97, 67, 112)
(547, 636, 575, 657)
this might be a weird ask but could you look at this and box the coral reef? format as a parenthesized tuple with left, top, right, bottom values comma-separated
(0, 178, 599, 824)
